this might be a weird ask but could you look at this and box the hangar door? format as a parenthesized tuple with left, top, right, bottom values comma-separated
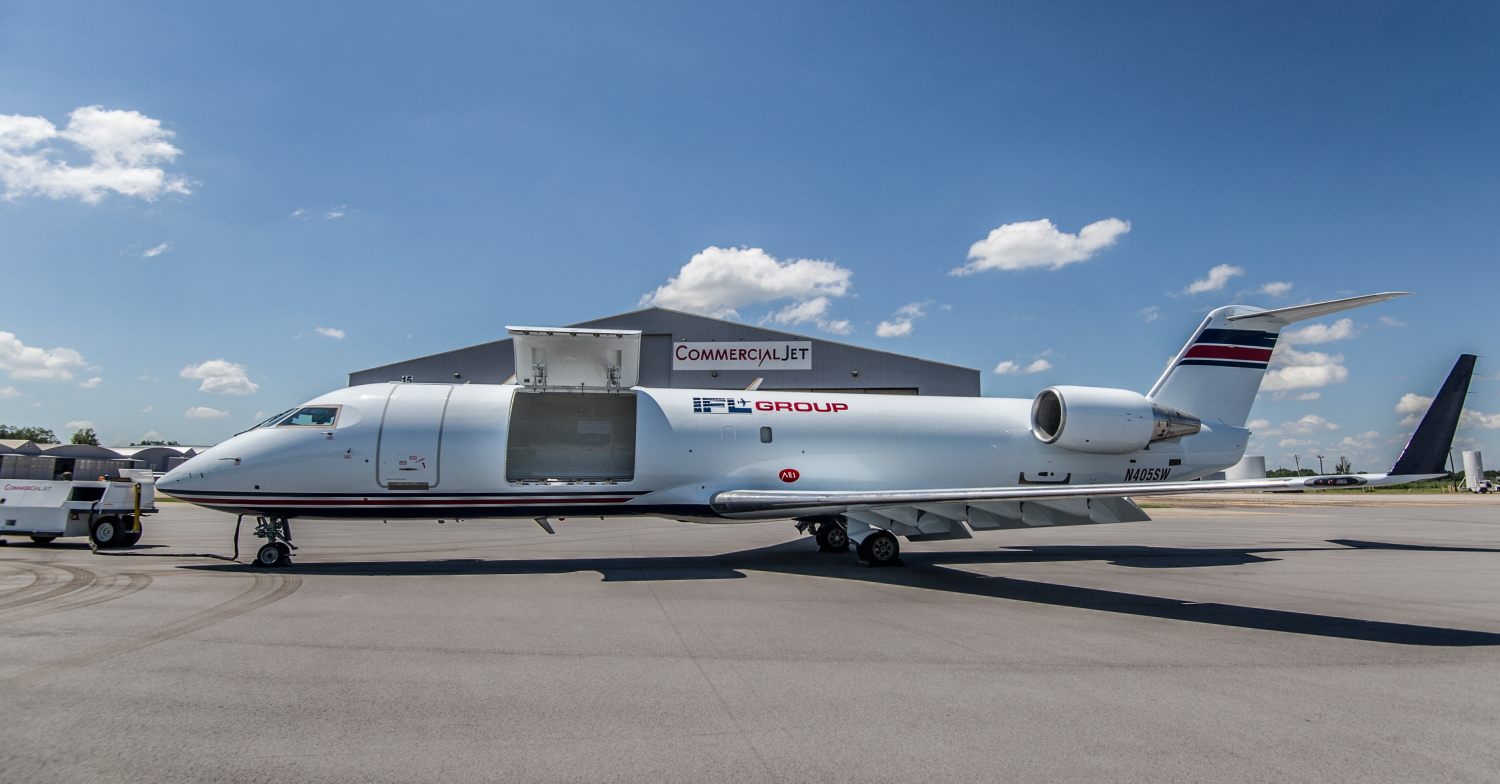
(378, 384, 452, 489)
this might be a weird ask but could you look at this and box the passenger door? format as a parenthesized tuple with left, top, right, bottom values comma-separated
(377, 384, 452, 489)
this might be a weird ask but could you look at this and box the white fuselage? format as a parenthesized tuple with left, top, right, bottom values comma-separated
(157, 383, 1249, 520)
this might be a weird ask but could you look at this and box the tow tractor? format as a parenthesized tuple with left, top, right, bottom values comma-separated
(0, 469, 159, 547)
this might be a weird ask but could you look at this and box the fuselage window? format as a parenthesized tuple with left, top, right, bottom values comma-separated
(254, 409, 297, 429)
(278, 407, 340, 427)
(760, 426, 773, 443)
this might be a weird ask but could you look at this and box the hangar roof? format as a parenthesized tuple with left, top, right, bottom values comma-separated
(349, 307, 980, 396)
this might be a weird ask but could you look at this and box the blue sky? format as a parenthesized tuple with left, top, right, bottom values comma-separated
(0, 1, 1495, 471)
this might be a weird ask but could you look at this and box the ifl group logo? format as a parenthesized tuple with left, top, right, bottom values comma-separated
(693, 397, 753, 414)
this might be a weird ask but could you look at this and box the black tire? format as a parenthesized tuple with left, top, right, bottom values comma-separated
(121, 531, 142, 547)
(256, 543, 286, 568)
(816, 523, 849, 552)
(274, 542, 292, 566)
(857, 530, 901, 567)
(90, 517, 125, 549)
(29, 536, 57, 545)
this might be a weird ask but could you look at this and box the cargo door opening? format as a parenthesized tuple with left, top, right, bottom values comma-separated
(506, 392, 636, 483)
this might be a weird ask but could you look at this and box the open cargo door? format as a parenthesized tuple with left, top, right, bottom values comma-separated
(506, 392, 636, 483)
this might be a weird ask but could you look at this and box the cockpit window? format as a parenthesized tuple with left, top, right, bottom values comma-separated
(277, 407, 340, 427)
(254, 409, 297, 429)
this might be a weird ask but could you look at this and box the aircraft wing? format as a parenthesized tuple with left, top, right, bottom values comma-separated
(708, 472, 1442, 519)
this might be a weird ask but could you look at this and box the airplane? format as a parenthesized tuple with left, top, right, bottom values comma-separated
(156, 292, 1476, 569)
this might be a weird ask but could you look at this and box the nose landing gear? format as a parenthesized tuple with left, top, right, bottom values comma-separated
(251, 516, 295, 568)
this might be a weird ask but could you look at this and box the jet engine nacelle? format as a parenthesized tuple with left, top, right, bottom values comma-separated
(1031, 386, 1201, 455)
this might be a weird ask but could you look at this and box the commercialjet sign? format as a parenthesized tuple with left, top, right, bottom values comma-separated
(673, 341, 812, 370)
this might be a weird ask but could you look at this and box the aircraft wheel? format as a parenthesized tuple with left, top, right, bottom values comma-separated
(29, 536, 57, 545)
(90, 517, 125, 549)
(815, 523, 849, 552)
(121, 530, 142, 547)
(252, 542, 283, 566)
(857, 530, 902, 567)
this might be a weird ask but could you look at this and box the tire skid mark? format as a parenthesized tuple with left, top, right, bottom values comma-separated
(0, 562, 50, 600)
(1, 572, 301, 687)
(0, 571, 154, 625)
(0, 564, 98, 612)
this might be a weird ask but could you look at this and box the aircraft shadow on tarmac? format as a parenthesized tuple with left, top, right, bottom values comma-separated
(187, 539, 1500, 647)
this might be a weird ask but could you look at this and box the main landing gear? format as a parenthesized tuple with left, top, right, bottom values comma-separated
(855, 530, 902, 567)
(795, 516, 902, 566)
(251, 516, 295, 568)
(796, 517, 850, 552)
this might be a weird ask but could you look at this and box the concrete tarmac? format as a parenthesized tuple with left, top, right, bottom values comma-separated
(2, 501, 1498, 783)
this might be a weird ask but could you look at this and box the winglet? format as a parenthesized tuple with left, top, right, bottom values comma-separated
(1390, 355, 1478, 476)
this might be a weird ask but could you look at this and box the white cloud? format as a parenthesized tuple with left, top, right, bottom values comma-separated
(1288, 414, 1338, 434)
(1278, 438, 1316, 448)
(180, 359, 259, 395)
(1255, 414, 1339, 437)
(953, 218, 1130, 275)
(764, 297, 830, 326)
(185, 406, 230, 419)
(0, 386, 19, 398)
(140, 406, 152, 413)
(640, 246, 853, 320)
(1395, 393, 1431, 426)
(1268, 390, 1322, 401)
(996, 351, 1054, 375)
(314, 326, 346, 339)
(1260, 281, 1293, 297)
(1396, 393, 1500, 429)
(759, 296, 855, 336)
(0, 331, 86, 381)
(142, 242, 172, 257)
(1282, 318, 1358, 345)
(142, 430, 162, 440)
(1138, 306, 1161, 323)
(994, 358, 1053, 375)
(876, 320, 913, 338)
(78, 377, 102, 388)
(1340, 430, 1381, 451)
(1178, 264, 1244, 295)
(1379, 315, 1408, 327)
(876, 301, 928, 338)
(326, 205, 346, 219)
(0, 106, 192, 203)
(1261, 346, 1348, 391)
(290, 208, 306, 218)
(65, 419, 94, 429)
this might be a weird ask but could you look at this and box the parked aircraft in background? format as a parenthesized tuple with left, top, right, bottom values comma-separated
(158, 292, 1475, 568)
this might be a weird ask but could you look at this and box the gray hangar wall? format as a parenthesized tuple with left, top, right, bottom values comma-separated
(347, 307, 981, 396)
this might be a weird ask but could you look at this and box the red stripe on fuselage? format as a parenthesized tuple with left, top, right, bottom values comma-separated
(1183, 345, 1273, 362)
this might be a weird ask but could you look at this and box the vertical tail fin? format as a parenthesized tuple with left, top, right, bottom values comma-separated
(1390, 355, 1477, 476)
(1147, 292, 1410, 427)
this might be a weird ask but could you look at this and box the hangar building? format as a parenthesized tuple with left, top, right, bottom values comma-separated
(349, 307, 980, 396)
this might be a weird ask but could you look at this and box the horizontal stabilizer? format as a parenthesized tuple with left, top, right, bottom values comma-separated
(1225, 292, 1410, 327)
(1391, 355, 1478, 476)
